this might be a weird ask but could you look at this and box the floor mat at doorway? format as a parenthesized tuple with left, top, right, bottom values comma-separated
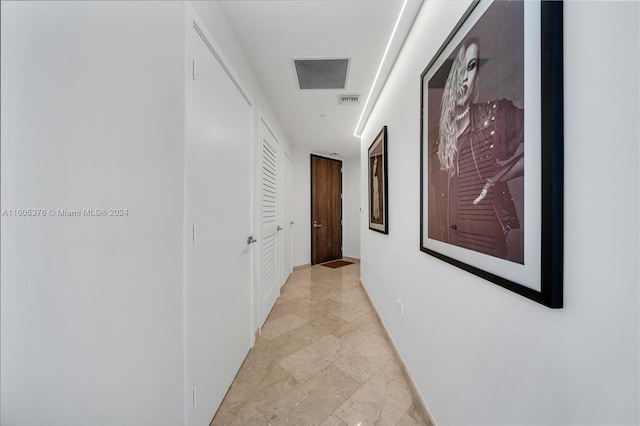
(320, 260, 353, 269)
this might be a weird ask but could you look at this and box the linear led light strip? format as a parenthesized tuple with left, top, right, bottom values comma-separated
(354, 0, 408, 137)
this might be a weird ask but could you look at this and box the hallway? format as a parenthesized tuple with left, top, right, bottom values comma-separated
(211, 262, 431, 426)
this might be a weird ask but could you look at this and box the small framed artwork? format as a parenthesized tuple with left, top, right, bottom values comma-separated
(419, 1, 563, 307)
(369, 126, 388, 234)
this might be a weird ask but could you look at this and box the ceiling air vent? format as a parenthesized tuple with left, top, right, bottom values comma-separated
(294, 58, 349, 90)
(339, 94, 360, 105)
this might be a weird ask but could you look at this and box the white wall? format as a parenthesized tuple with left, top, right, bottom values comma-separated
(1, 2, 296, 425)
(343, 156, 361, 259)
(360, 1, 639, 425)
(1, 2, 185, 424)
(292, 150, 312, 266)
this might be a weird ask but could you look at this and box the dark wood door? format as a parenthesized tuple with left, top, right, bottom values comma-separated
(311, 154, 342, 265)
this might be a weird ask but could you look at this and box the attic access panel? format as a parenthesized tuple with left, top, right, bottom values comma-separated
(294, 58, 349, 89)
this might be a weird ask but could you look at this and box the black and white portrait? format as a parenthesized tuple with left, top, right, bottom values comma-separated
(426, 1, 524, 264)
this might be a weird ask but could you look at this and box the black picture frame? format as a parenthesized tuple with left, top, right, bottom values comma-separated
(419, 1, 563, 308)
(369, 126, 388, 234)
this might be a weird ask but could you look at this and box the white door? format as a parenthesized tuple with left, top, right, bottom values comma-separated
(187, 26, 253, 425)
(259, 120, 279, 325)
(280, 150, 293, 286)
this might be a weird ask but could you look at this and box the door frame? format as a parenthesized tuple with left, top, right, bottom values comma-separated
(279, 148, 293, 287)
(310, 154, 343, 265)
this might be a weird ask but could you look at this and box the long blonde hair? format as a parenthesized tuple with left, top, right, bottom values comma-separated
(438, 38, 479, 174)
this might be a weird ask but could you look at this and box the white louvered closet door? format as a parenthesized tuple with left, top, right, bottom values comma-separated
(259, 120, 279, 326)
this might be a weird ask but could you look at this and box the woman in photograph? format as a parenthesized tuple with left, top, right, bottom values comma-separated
(372, 156, 381, 222)
(430, 37, 524, 262)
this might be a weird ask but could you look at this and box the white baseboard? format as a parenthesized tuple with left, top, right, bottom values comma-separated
(293, 263, 310, 271)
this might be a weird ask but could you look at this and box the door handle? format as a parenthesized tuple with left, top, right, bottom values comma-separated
(313, 221, 323, 229)
(277, 226, 283, 231)
(247, 235, 257, 245)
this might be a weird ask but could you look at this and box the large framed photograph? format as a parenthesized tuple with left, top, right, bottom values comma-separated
(420, 1, 563, 308)
(369, 126, 388, 234)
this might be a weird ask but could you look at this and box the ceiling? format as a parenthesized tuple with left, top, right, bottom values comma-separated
(219, 0, 424, 159)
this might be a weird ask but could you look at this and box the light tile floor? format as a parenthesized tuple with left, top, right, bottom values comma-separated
(211, 261, 431, 426)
